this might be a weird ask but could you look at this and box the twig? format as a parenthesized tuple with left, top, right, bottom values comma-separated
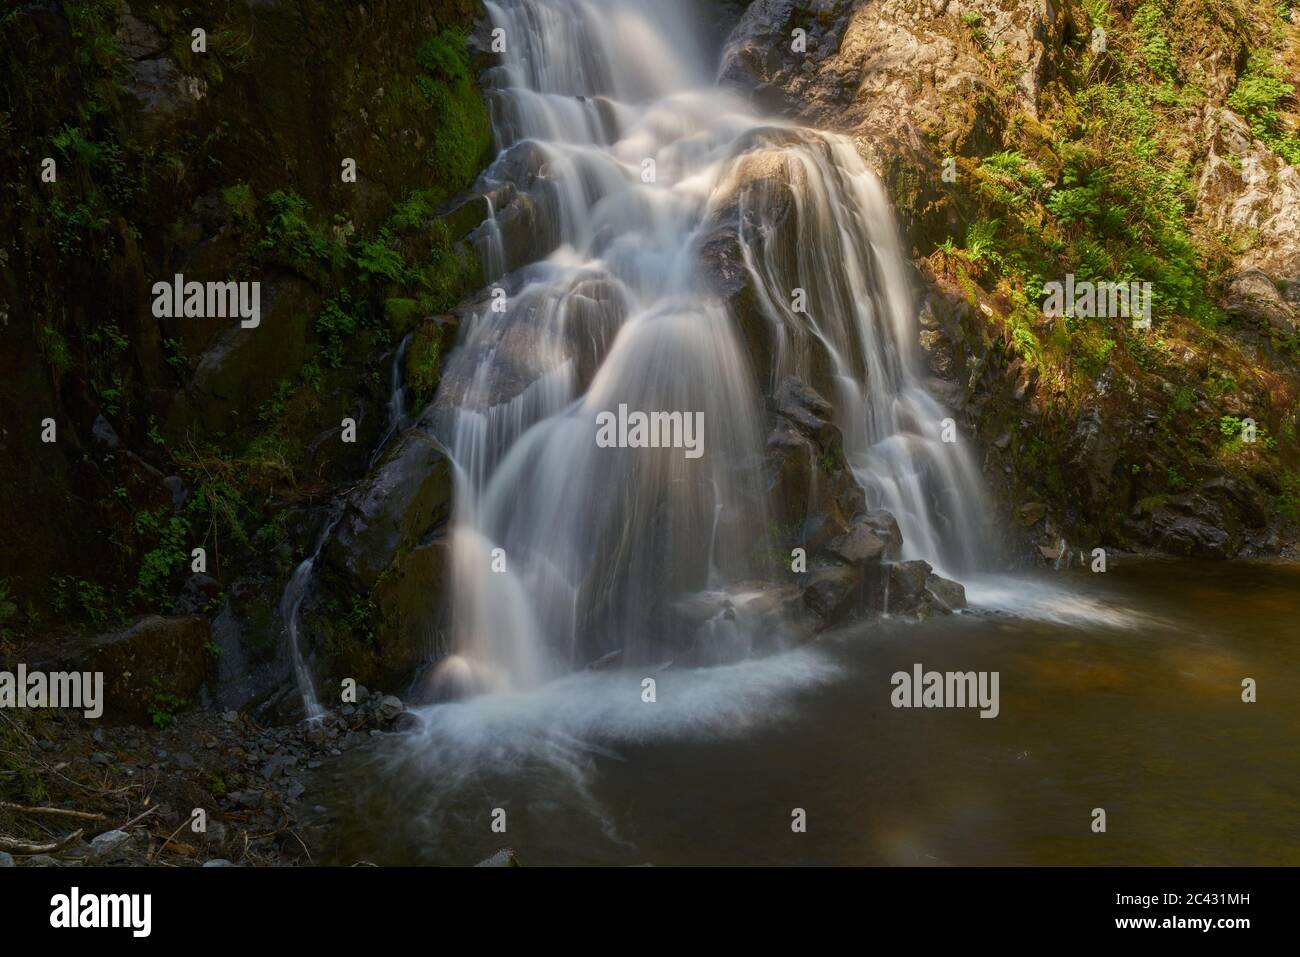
(286, 828, 313, 864)
(120, 804, 159, 831)
(0, 828, 84, 856)
(149, 816, 193, 862)
(0, 801, 106, 822)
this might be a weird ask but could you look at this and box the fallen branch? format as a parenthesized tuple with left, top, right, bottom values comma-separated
(0, 828, 84, 856)
(0, 801, 107, 822)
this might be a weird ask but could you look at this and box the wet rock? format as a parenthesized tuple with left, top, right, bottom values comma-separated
(375, 695, 405, 723)
(127, 57, 207, 132)
(226, 790, 262, 810)
(92, 414, 121, 449)
(322, 429, 453, 591)
(765, 377, 865, 552)
(887, 560, 932, 610)
(261, 754, 298, 780)
(824, 520, 886, 566)
(924, 574, 967, 614)
(860, 510, 904, 561)
(475, 848, 520, 867)
(115, 3, 167, 60)
(396, 710, 425, 733)
(161, 475, 188, 513)
(802, 564, 861, 626)
(1127, 495, 1233, 559)
(586, 650, 623, 671)
(172, 573, 223, 615)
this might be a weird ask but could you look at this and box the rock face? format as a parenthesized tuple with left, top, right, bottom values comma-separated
(720, 0, 1079, 244)
(32, 616, 215, 725)
(719, 0, 1300, 561)
(301, 428, 455, 692)
(0, 0, 490, 624)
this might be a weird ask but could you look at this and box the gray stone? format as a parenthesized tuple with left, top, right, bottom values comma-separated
(924, 574, 967, 613)
(376, 695, 405, 723)
(87, 829, 132, 864)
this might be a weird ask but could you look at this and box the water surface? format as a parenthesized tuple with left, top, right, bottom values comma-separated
(310, 560, 1300, 865)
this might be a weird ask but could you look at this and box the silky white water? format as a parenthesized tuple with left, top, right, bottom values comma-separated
(431, 0, 990, 692)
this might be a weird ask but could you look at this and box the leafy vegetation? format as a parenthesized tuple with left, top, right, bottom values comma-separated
(1227, 53, 1300, 164)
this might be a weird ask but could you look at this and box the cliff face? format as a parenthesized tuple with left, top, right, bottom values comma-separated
(0, 0, 489, 674)
(4, 0, 1299, 715)
(719, 0, 1300, 560)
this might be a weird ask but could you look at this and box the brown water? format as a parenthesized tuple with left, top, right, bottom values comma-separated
(308, 560, 1300, 865)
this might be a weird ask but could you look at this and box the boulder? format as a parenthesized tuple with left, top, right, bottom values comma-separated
(33, 616, 214, 725)
(886, 559, 932, 611)
(802, 564, 861, 626)
(924, 573, 967, 614)
(321, 429, 453, 591)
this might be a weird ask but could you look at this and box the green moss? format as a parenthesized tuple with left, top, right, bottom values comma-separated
(405, 320, 447, 406)
(384, 297, 423, 333)
(222, 182, 257, 227)
(414, 31, 492, 203)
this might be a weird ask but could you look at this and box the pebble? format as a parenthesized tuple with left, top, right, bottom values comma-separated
(90, 752, 112, 765)
(0, 852, 14, 867)
(86, 829, 132, 864)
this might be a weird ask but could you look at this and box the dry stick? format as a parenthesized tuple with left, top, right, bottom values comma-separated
(149, 816, 193, 863)
(120, 804, 160, 832)
(286, 828, 314, 864)
(0, 828, 84, 856)
(0, 801, 107, 822)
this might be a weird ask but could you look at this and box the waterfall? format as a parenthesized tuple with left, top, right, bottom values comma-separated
(280, 515, 341, 720)
(430, 0, 989, 692)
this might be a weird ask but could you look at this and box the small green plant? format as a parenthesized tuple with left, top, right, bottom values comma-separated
(256, 190, 343, 277)
(148, 690, 188, 729)
(132, 509, 189, 609)
(1228, 54, 1300, 165)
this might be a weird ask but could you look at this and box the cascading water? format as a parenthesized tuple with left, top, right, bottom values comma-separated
(430, 0, 990, 693)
